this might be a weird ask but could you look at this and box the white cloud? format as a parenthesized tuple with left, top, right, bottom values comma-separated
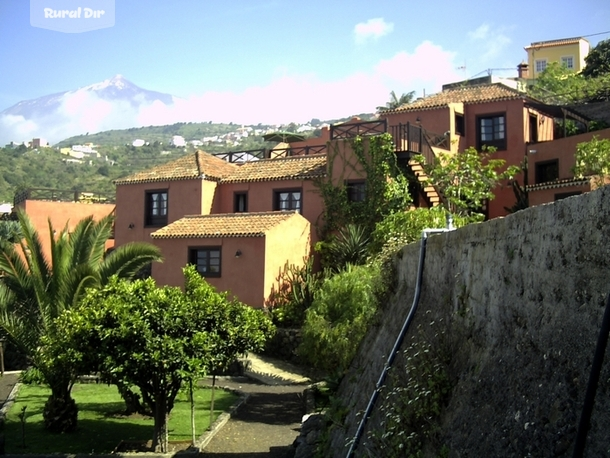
(468, 23, 511, 61)
(0, 41, 462, 144)
(354, 18, 394, 44)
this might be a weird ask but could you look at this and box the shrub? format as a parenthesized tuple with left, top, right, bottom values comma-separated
(265, 258, 320, 327)
(298, 263, 382, 374)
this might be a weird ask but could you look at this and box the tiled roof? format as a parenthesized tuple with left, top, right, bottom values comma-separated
(150, 211, 300, 239)
(114, 150, 236, 185)
(384, 83, 525, 113)
(220, 154, 327, 183)
(525, 37, 587, 49)
(526, 177, 590, 192)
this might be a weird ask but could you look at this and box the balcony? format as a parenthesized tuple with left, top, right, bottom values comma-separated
(214, 144, 327, 163)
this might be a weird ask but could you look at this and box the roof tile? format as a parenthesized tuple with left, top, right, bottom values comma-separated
(220, 154, 327, 183)
(385, 83, 525, 113)
(114, 150, 237, 185)
(525, 37, 587, 49)
(150, 211, 301, 239)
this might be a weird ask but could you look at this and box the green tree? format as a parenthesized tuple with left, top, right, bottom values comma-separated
(0, 211, 162, 433)
(52, 266, 273, 452)
(414, 147, 520, 218)
(377, 90, 416, 112)
(528, 62, 610, 104)
(573, 135, 610, 187)
(582, 39, 610, 79)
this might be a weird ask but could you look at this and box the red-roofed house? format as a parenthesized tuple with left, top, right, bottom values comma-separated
(379, 81, 591, 218)
(114, 151, 329, 307)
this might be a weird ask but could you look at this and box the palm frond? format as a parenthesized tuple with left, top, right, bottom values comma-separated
(99, 242, 163, 283)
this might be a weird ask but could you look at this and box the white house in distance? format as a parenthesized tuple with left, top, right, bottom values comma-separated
(170, 135, 186, 147)
(132, 139, 146, 147)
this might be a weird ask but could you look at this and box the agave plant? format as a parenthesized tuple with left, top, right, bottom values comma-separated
(326, 224, 371, 272)
(0, 210, 162, 432)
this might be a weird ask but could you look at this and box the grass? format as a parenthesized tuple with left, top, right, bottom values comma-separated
(2, 382, 239, 454)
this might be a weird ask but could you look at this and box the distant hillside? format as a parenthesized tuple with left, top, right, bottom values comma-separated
(56, 122, 267, 148)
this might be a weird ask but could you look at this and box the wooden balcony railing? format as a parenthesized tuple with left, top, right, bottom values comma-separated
(14, 188, 115, 206)
(390, 123, 449, 165)
(214, 145, 327, 163)
(330, 120, 387, 139)
(213, 149, 267, 163)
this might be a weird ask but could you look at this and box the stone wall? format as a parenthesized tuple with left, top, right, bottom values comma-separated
(329, 186, 610, 457)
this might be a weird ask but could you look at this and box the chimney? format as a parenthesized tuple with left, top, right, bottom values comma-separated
(518, 61, 529, 79)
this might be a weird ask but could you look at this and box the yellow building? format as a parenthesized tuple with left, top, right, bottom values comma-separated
(524, 37, 590, 77)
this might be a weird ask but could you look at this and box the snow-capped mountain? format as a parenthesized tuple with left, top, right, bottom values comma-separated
(0, 75, 179, 144)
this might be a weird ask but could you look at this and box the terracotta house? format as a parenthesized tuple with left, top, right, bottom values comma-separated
(378, 82, 591, 218)
(526, 127, 610, 205)
(114, 151, 328, 307)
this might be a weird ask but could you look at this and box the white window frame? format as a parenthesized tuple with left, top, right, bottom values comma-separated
(535, 59, 547, 74)
(561, 55, 574, 70)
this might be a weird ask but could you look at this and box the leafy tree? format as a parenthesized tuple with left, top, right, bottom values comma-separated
(377, 90, 416, 112)
(0, 211, 162, 433)
(573, 135, 610, 188)
(528, 62, 610, 104)
(582, 39, 610, 79)
(413, 147, 520, 218)
(52, 266, 274, 452)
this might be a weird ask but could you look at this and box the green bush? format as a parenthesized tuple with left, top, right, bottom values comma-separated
(371, 207, 478, 257)
(265, 258, 320, 327)
(298, 263, 382, 374)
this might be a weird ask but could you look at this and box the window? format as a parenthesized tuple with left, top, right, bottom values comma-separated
(189, 247, 221, 277)
(529, 114, 538, 143)
(535, 160, 559, 184)
(535, 59, 547, 73)
(455, 113, 465, 136)
(555, 191, 581, 201)
(274, 189, 302, 212)
(561, 56, 574, 69)
(145, 190, 168, 226)
(234, 192, 248, 212)
(477, 114, 506, 150)
(346, 181, 366, 202)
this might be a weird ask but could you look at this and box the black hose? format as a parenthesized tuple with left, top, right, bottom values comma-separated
(572, 292, 610, 458)
(346, 234, 428, 457)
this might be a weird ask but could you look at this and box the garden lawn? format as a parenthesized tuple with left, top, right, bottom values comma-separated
(3, 382, 238, 454)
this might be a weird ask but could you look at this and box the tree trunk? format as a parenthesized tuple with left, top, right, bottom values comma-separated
(152, 393, 168, 453)
(43, 381, 78, 433)
(189, 379, 196, 446)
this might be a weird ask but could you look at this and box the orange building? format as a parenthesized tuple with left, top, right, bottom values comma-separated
(114, 150, 329, 307)
(379, 82, 588, 219)
(526, 127, 610, 205)
(13, 189, 116, 259)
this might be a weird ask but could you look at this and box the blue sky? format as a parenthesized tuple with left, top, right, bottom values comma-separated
(0, 0, 609, 128)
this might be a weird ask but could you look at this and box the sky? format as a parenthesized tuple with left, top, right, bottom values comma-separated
(0, 0, 609, 138)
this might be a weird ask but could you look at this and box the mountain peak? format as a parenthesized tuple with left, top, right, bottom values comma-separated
(84, 74, 133, 91)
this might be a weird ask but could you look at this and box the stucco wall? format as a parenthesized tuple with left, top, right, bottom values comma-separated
(330, 186, 610, 457)
(18, 200, 115, 258)
(114, 179, 204, 246)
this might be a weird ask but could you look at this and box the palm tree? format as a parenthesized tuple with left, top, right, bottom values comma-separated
(0, 210, 162, 433)
(377, 90, 416, 112)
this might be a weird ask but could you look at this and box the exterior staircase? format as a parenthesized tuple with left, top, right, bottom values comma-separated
(408, 159, 441, 207)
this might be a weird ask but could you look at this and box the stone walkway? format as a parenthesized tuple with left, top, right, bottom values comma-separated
(198, 354, 315, 457)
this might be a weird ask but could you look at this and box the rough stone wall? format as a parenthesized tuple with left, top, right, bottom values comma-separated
(329, 186, 610, 457)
